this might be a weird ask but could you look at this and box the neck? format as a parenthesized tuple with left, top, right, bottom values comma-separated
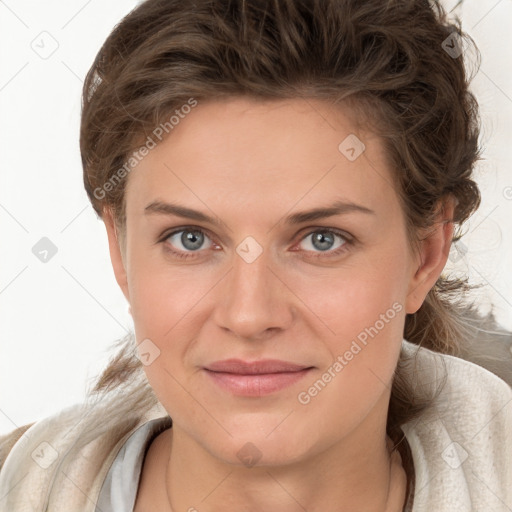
(161, 406, 407, 511)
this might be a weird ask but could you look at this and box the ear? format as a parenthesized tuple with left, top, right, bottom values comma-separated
(103, 207, 131, 304)
(405, 196, 456, 314)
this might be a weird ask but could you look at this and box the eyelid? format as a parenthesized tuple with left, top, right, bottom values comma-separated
(291, 227, 353, 258)
(158, 225, 217, 244)
(295, 226, 354, 243)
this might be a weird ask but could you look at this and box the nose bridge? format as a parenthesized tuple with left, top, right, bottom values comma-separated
(231, 245, 271, 300)
(215, 239, 291, 338)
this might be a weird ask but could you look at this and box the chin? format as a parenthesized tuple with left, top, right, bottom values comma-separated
(197, 416, 317, 469)
(215, 438, 310, 469)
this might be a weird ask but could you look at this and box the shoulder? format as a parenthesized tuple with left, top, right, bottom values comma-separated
(0, 403, 90, 510)
(0, 423, 34, 470)
(0, 402, 87, 474)
(401, 338, 512, 432)
(0, 400, 167, 511)
(0, 403, 104, 510)
(402, 336, 512, 391)
(401, 339, 512, 511)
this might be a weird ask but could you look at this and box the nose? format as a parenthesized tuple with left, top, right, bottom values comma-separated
(212, 243, 294, 341)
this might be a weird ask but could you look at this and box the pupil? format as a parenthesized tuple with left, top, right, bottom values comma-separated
(182, 230, 203, 250)
(313, 232, 333, 251)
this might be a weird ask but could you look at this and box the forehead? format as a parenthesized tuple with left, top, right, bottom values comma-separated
(124, 97, 400, 222)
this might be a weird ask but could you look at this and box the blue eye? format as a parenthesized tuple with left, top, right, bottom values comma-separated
(160, 227, 352, 260)
(296, 229, 351, 258)
(163, 228, 214, 259)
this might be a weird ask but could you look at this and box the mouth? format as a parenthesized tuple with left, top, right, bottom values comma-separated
(203, 359, 314, 397)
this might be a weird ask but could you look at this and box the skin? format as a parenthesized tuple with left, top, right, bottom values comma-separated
(103, 97, 455, 511)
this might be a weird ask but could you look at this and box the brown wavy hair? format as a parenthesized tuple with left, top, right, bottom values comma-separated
(79, 0, 486, 504)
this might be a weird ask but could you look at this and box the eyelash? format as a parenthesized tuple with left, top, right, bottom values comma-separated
(158, 226, 354, 261)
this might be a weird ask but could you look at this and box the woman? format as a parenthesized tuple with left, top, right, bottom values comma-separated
(1, 0, 511, 511)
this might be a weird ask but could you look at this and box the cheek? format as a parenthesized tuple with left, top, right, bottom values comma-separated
(127, 263, 208, 425)
(291, 274, 406, 447)
(300, 249, 408, 344)
(128, 254, 212, 341)
(127, 257, 217, 402)
(291, 245, 409, 402)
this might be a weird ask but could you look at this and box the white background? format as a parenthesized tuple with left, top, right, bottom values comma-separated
(1, 0, 511, 435)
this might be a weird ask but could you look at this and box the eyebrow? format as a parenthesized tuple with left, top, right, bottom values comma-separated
(144, 199, 375, 226)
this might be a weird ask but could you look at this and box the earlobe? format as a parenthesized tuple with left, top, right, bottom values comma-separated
(405, 199, 456, 314)
(103, 207, 131, 304)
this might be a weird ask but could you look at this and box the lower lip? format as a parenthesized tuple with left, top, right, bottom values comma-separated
(204, 368, 312, 397)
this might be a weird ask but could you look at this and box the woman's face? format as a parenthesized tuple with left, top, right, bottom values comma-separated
(105, 97, 446, 467)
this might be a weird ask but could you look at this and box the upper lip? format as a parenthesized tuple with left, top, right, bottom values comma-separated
(204, 359, 312, 374)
